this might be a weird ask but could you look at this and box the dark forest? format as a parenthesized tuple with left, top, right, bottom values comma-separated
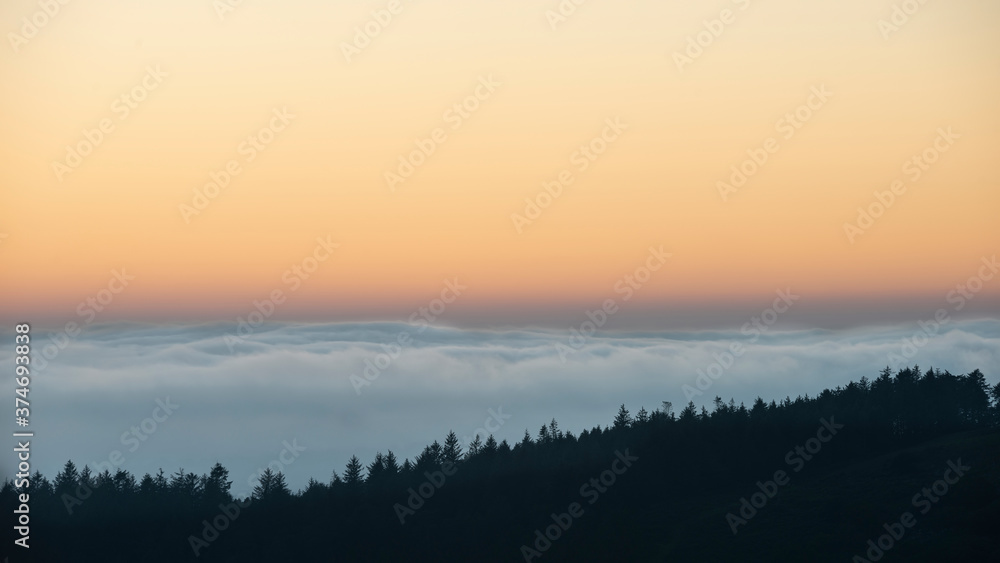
(4, 365, 999, 562)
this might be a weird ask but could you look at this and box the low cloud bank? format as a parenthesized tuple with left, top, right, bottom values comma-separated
(1, 319, 997, 491)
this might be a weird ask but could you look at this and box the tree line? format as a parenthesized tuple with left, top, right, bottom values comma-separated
(3, 366, 999, 562)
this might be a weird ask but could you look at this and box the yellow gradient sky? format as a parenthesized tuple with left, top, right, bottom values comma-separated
(1, 0, 998, 327)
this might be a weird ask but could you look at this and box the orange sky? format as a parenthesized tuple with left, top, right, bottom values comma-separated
(1, 0, 998, 326)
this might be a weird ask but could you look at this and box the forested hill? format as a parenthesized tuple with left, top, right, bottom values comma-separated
(4, 366, 1000, 562)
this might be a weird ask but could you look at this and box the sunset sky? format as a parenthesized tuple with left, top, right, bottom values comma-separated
(2, 0, 999, 492)
(2, 0, 998, 328)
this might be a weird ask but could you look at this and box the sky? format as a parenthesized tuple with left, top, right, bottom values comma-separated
(0, 1, 998, 488)
(1, 0, 998, 328)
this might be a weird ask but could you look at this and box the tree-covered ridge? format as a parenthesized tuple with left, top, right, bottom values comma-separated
(4, 366, 999, 562)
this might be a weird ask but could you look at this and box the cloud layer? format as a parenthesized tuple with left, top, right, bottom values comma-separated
(2, 318, 998, 492)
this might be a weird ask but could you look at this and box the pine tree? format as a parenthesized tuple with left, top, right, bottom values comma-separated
(343, 455, 365, 490)
(613, 404, 632, 430)
(498, 439, 512, 454)
(965, 369, 990, 421)
(367, 453, 386, 486)
(28, 471, 52, 499)
(271, 471, 291, 499)
(548, 418, 561, 440)
(661, 401, 674, 420)
(153, 468, 168, 493)
(467, 435, 483, 459)
(113, 469, 136, 495)
(635, 407, 649, 424)
(416, 441, 444, 471)
(520, 429, 533, 448)
(54, 460, 79, 494)
(713, 396, 725, 415)
(138, 474, 157, 496)
(384, 451, 400, 474)
(95, 469, 114, 490)
(427, 441, 443, 464)
(537, 424, 550, 444)
(483, 435, 498, 454)
(169, 468, 187, 493)
(443, 431, 463, 463)
(253, 468, 276, 500)
(679, 401, 697, 422)
(202, 462, 232, 503)
(79, 466, 94, 490)
(170, 468, 203, 498)
(303, 477, 328, 497)
(253, 468, 288, 501)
